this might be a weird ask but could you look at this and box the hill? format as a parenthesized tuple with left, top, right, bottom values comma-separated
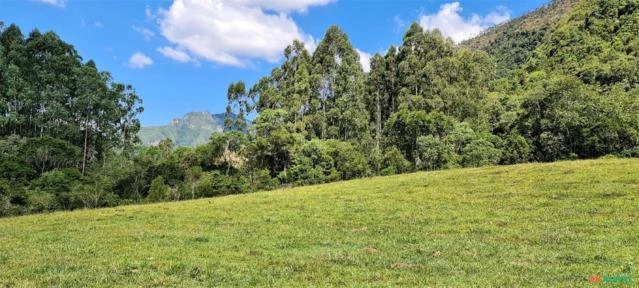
(139, 112, 226, 147)
(0, 158, 636, 287)
(461, 0, 579, 75)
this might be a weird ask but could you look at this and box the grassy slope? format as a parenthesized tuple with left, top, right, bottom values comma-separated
(1, 159, 638, 287)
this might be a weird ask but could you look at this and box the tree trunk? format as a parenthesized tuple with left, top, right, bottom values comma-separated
(82, 118, 89, 175)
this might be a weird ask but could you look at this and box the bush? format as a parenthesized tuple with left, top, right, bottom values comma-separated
(328, 140, 370, 180)
(26, 190, 58, 213)
(29, 168, 85, 209)
(70, 184, 119, 209)
(196, 172, 248, 197)
(148, 176, 170, 202)
(289, 139, 369, 185)
(289, 140, 336, 185)
(415, 136, 456, 171)
(381, 147, 412, 175)
(461, 139, 503, 167)
(251, 169, 280, 191)
(501, 133, 531, 164)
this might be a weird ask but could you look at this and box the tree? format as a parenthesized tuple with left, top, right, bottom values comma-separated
(311, 26, 371, 143)
(381, 147, 412, 175)
(461, 139, 503, 167)
(148, 176, 170, 202)
(501, 133, 531, 164)
(184, 166, 203, 200)
(415, 135, 456, 170)
(384, 110, 456, 163)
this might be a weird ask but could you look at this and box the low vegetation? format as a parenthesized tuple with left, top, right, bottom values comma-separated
(0, 158, 637, 287)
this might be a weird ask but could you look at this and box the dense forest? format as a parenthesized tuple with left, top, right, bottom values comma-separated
(1, 0, 639, 216)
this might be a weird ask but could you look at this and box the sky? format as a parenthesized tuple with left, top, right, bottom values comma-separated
(1, 0, 548, 126)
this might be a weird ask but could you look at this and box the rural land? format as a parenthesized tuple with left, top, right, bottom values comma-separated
(0, 0, 638, 286)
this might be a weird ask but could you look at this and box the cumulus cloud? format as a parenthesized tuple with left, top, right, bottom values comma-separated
(128, 52, 153, 69)
(156, 0, 329, 67)
(356, 49, 372, 73)
(157, 46, 194, 63)
(419, 2, 511, 43)
(33, 0, 66, 7)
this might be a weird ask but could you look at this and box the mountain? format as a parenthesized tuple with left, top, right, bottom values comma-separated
(139, 112, 226, 147)
(461, 0, 579, 76)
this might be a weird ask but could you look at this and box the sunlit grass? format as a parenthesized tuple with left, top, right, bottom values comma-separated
(0, 158, 637, 287)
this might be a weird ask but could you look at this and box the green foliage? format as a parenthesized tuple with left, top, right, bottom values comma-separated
(415, 135, 456, 171)
(500, 133, 532, 164)
(380, 147, 412, 176)
(462, 0, 579, 76)
(461, 139, 503, 168)
(70, 183, 118, 209)
(148, 176, 170, 202)
(250, 169, 280, 191)
(384, 110, 456, 163)
(29, 168, 85, 209)
(199, 172, 248, 197)
(0, 23, 142, 216)
(5, 0, 639, 217)
(288, 139, 339, 185)
(26, 190, 57, 213)
(517, 75, 639, 161)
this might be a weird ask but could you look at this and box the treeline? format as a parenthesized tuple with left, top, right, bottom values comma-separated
(1, 0, 639, 217)
(0, 23, 142, 215)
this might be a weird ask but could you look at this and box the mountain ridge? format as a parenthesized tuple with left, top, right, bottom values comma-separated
(139, 111, 226, 147)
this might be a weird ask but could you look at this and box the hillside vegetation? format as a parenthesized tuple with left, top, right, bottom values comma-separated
(139, 112, 226, 147)
(2, 0, 639, 217)
(462, 0, 579, 75)
(0, 158, 637, 287)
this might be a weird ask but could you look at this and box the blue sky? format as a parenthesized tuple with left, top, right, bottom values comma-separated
(1, 0, 548, 126)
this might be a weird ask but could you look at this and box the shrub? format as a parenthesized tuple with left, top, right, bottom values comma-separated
(26, 190, 58, 213)
(251, 169, 280, 191)
(148, 176, 170, 202)
(461, 139, 503, 167)
(501, 133, 531, 164)
(415, 136, 456, 171)
(381, 147, 412, 175)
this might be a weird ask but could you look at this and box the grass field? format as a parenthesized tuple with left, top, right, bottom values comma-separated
(0, 159, 637, 287)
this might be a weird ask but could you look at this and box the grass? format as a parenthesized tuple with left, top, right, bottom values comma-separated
(0, 158, 638, 287)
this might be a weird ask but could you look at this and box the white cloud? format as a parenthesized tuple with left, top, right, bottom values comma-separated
(157, 0, 330, 67)
(356, 49, 371, 73)
(231, 0, 335, 13)
(145, 5, 157, 21)
(157, 46, 194, 63)
(419, 2, 511, 43)
(33, 0, 66, 7)
(128, 52, 153, 69)
(133, 26, 156, 41)
(394, 16, 406, 32)
(94, 21, 103, 28)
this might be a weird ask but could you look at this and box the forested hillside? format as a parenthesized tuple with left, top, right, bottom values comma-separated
(462, 0, 579, 75)
(139, 112, 226, 147)
(1, 0, 639, 217)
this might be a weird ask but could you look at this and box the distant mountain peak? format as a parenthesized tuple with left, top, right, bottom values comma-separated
(139, 111, 227, 147)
